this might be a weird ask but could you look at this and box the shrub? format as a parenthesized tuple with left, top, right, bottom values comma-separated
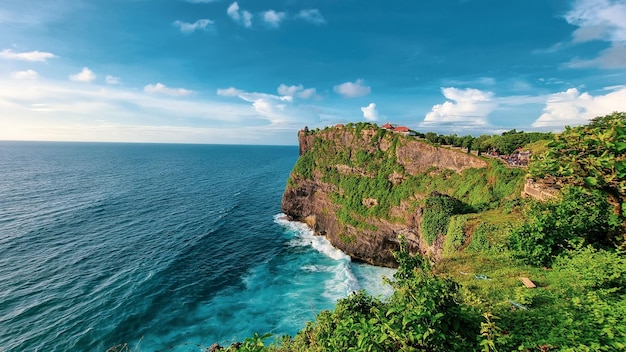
(443, 215, 468, 255)
(509, 186, 621, 266)
(422, 193, 464, 245)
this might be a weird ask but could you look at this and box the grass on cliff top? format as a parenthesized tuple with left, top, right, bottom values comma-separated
(290, 124, 526, 229)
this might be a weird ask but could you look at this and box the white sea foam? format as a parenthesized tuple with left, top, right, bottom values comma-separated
(323, 261, 361, 301)
(352, 263, 396, 299)
(274, 214, 362, 301)
(300, 264, 323, 272)
(274, 213, 350, 261)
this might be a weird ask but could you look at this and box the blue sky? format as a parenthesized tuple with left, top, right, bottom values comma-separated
(1, 0, 625, 145)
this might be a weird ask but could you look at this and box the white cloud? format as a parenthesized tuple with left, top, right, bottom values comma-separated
(277, 84, 317, 99)
(263, 10, 285, 27)
(0, 74, 320, 144)
(69, 67, 96, 82)
(557, 0, 626, 69)
(296, 9, 325, 25)
(532, 87, 626, 127)
(241, 11, 252, 28)
(227, 2, 252, 27)
(173, 19, 214, 33)
(218, 87, 290, 103)
(11, 69, 38, 80)
(298, 88, 317, 99)
(217, 86, 323, 125)
(333, 79, 371, 98)
(0, 49, 56, 62)
(423, 87, 496, 126)
(217, 87, 244, 97)
(564, 41, 626, 68)
(226, 2, 239, 18)
(565, 0, 626, 42)
(105, 75, 121, 84)
(361, 103, 379, 121)
(144, 82, 194, 96)
(277, 84, 301, 96)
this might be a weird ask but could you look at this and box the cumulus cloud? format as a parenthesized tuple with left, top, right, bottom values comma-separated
(226, 1, 239, 16)
(277, 84, 317, 99)
(217, 86, 321, 125)
(106, 75, 121, 84)
(423, 87, 496, 126)
(333, 79, 371, 98)
(296, 9, 325, 24)
(532, 86, 626, 127)
(277, 84, 301, 96)
(70, 67, 96, 82)
(227, 2, 252, 27)
(144, 82, 194, 96)
(0, 49, 56, 62)
(263, 10, 285, 27)
(11, 69, 38, 80)
(173, 19, 214, 33)
(565, 0, 626, 43)
(361, 103, 379, 121)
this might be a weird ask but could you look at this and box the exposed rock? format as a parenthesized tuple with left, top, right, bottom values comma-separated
(388, 171, 405, 185)
(283, 126, 490, 267)
(395, 141, 487, 175)
(362, 198, 378, 208)
(522, 178, 559, 201)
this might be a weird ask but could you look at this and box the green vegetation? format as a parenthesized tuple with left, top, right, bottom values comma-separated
(529, 111, 626, 217)
(420, 129, 553, 154)
(292, 151, 315, 180)
(509, 186, 621, 266)
(216, 115, 626, 351)
(421, 193, 463, 245)
(292, 123, 526, 231)
(443, 215, 468, 255)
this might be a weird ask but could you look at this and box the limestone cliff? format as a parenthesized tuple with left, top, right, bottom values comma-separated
(281, 123, 519, 267)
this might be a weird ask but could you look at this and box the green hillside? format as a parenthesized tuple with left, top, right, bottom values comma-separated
(216, 113, 626, 352)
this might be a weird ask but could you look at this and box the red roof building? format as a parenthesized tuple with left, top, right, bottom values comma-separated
(393, 126, 410, 132)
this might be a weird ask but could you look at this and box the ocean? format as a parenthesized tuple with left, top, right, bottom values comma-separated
(0, 142, 395, 351)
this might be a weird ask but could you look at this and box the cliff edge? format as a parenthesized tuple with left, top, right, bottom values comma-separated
(282, 123, 522, 267)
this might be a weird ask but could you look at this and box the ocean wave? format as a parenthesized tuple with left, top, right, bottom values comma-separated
(274, 214, 351, 262)
(274, 213, 361, 300)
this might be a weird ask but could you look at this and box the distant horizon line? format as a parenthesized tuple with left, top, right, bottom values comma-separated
(0, 139, 299, 147)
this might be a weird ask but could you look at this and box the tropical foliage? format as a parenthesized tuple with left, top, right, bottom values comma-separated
(213, 115, 626, 352)
(529, 111, 626, 216)
(291, 123, 526, 230)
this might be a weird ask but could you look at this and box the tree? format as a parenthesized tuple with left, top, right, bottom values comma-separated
(529, 112, 626, 217)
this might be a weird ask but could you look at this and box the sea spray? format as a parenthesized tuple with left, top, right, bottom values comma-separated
(274, 213, 395, 300)
(274, 214, 361, 300)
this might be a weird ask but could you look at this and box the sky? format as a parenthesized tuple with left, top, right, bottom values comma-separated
(1, 0, 626, 145)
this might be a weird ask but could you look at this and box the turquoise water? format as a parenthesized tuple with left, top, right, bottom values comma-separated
(0, 142, 395, 351)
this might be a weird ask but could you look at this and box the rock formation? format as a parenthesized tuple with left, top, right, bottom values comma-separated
(281, 124, 492, 267)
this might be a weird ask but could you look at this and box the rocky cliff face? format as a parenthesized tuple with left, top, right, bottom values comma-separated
(282, 125, 489, 267)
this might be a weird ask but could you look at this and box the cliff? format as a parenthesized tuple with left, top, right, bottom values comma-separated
(282, 123, 524, 267)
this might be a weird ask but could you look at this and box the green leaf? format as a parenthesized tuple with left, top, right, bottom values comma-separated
(584, 176, 598, 186)
(616, 141, 626, 152)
